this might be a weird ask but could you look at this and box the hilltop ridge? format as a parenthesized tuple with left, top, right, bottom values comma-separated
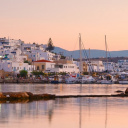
(53, 47, 128, 59)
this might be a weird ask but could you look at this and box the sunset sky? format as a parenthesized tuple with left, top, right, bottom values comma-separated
(0, 0, 128, 51)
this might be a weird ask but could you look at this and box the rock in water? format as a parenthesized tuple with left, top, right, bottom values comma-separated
(115, 90, 124, 93)
(125, 88, 128, 94)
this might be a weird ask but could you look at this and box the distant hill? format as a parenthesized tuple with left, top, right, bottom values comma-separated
(53, 47, 128, 59)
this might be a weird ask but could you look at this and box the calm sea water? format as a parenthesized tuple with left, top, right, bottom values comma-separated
(0, 83, 128, 128)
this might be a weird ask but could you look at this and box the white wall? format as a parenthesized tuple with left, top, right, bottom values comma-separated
(45, 62, 55, 70)
(89, 60, 105, 72)
(0, 61, 12, 72)
(50, 63, 79, 73)
(12, 62, 35, 74)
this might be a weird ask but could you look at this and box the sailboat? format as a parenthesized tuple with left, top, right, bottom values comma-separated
(65, 33, 95, 84)
(100, 35, 115, 84)
(66, 33, 82, 84)
(77, 33, 96, 84)
(66, 34, 83, 84)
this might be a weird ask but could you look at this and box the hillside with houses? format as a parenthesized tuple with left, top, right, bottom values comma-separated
(0, 37, 128, 79)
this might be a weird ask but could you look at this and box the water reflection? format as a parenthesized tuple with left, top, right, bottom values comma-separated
(0, 83, 128, 95)
(0, 97, 128, 128)
(79, 84, 82, 128)
(0, 83, 128, 128)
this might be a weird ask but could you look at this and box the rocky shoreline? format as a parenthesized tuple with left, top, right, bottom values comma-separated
(0, 88, 127, 103)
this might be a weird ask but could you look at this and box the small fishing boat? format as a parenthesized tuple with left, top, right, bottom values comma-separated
(118, 73, 128, 84)
(99, 74, 116, 84)
(80, 75, 96, 84)
(119, 80, 128, 84)
(65, 74, 77, 84)
(51, 75, 59, 84)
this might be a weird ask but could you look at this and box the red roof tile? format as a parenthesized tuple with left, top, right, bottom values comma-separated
(34, 60, 53, 63)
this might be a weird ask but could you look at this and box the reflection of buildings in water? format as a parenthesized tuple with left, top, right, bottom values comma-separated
(105, 98, 108, 128)
(60, 84, 63, 92)
(79, 84, 82, 128)
(1, 103, 10, 119)
(0, 100, 55, 121)
(105, 85, 108, 128)
(79, 98, 82, 128)
(0, 96, 127, 127)
(48, 101, 54, 123)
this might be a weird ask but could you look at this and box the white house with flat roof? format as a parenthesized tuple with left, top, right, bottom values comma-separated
(49, 63, 79, 73)
(88, 60, 105, 72)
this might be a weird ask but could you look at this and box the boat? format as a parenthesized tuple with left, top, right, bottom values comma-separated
(100, 35, 115, 84)
(118, 73, 128, 84)
(51, 75, 59, 84)
(65, 77, 76, 84)
(99, 74, 116, 84)
(119, 80, 128, 84)
(100, 80, 114, 84)
(65, 74, 77, 84)
(80, 75, 96, 84)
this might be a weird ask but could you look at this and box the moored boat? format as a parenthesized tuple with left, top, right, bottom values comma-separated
(119, 80, 128, 84)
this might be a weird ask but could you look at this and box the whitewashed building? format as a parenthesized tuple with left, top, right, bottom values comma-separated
(25, 50, 55, 61)
(0, 60, 12, 72)
(12, 62, 35, 75)
(88, 60, 105, 72)
(50, 63, 79, 73)
(118, 60, 128, 71)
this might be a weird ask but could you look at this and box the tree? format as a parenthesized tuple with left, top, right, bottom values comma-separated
(31, 71, 45, 76)
(83, 72, 89, 75)
(46, 38, 54, 52)
(58, 72, 67, 75)
(24, 60, 31, 65)
(60, 55, 66, 59)
(20, 70, 28, 77)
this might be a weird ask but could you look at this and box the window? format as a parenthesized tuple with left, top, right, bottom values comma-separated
(37, 66, 39, 70)
(42, 65, 45, 69)
(8, 64, 10, 68)
(14, 67, 16, 71)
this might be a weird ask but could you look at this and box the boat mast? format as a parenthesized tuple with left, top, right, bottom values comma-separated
(88, 48, 91, 75)
(105, 35, 108, 72)
(79, 33, 83, 74)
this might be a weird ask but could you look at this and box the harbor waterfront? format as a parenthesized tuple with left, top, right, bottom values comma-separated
(0, 83, 128, 128)
(1, 0, 128, 128)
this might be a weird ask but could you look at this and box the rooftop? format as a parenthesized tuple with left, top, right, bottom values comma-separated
(34, 59, 53, 63)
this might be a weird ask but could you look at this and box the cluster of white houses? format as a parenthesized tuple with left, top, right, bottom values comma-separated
(0, 37, 127, 77)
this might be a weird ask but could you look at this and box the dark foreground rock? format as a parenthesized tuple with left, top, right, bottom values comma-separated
(0, 92, 55, 101)
(125, 88, 128, 94)
(115, 90, 124, 93)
